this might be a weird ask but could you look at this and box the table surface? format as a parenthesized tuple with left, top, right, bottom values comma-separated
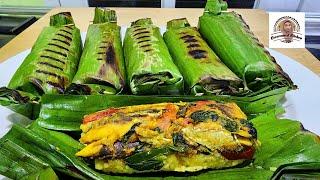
(0, 8, 320, 74)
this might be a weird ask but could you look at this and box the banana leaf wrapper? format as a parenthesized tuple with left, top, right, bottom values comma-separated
(37, 87, 287, 131)
(68, 8, 126, 95)
(0, 139, 58, 180)
(124, 18, 184, 95)
(199, 0, 296, 93)
(76, 100, 258, 173)
(0, 123, 105, 179)
(2, 107, 320, 179)
(7, 12, 82, 95)
(0, 87, 40, 119)
(164, 18, 242, 95)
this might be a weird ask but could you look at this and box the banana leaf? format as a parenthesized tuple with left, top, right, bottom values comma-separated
(0, 139, 58, 180)
(198, 0, 296, 94)
(1, 108, 320, 179)
(67, 8, 126, 95)
(271, 162, 320, 179)
(7, 12, 82, 95)
(36, 87, 287, 131)
(123, 18, 184, 95)
(0, 123, 106, 179)
(163, 18, 242, 95)
(0, 87, 40, 119)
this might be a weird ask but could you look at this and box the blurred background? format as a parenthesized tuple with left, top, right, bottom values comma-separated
(0, 0, 319, 59)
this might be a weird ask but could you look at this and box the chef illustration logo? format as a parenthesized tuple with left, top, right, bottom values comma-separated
(271, 16, 302, 43)
(269, 13, 305, 48)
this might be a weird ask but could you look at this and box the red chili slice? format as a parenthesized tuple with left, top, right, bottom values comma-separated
(83, 108, 118, 124)
(219, 146, 255, 160)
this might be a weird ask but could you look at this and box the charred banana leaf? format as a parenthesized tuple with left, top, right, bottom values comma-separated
(68, 8, 126, 95)
(164, 18, 242, 95)
(7, 12, 82, 95)
(0, 87, 40, 119)
(199, 0, 296, 93)
(124, 18, 184, 95)
(76, 101, 258, 173)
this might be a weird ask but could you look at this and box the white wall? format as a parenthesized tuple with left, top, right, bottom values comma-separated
(299, 0, 320, 12)
(255, 0, 301, 11)
(255, 0, 320, 12)
(59, 0, 88, 7)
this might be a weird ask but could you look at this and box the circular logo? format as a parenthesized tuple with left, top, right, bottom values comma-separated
(270, 16, 303, 43)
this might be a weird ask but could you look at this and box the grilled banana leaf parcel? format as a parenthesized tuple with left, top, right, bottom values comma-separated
(124, 18, 184, 95)
(76, 100, 258, 173)
(199, 0, 295, 93)
(164, 18, 242, 95)
(68, 8, 126, 95)
(7, 12, 82, 95)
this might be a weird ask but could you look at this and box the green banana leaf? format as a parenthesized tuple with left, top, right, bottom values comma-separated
(0, 87, 40, 119)
(199, 0, 296, 94)
(36, 87, 287, 131)
(1, 108, 319, 179)
(0, 123, 105, 179)
(0, 139, 58, 180)
(271, 162, 320, 179)
(123, 18, 184, 95)
(7, 12, 82, 95)
(68, 8, 126, 95)
(164, 18, 243, 95)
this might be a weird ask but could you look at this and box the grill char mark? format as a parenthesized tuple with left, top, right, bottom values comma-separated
(48, 43, 69, 52)
(40, 55, 65, 64)
(184, 39, 197, 43)
(187, 44, 201, 48)
(46, 81, 65, 93)
(189, 49, 207, 59)
(136, 35, 150, 40)
(44, 49, 67, 57)
(133, 31, 149, 37)
(181, 35, 195, 39)
(97, 43, 118, 74)
(35, 70, 63, 80)
(52, 38, 70, 46)
(38, 61, 63, 71)
(106, 45, 116, 65)
(56, 33, 72, 41)
(133, 27, 147, 32)
(137, 39, 151, 44)
(64, 25, 74, 30)
(60, 29, 72, 35)
(140, 44, 151, 48)
(144, 49, 152, 52)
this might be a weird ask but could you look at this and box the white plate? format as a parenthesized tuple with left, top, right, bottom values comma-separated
(1, 30, 320, 141)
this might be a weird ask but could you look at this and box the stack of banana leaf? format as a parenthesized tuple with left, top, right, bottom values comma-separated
(123, 18, 184, 95)
(0, 4, 297, 119)
(7, 12, 82, 95)
(0, 12, 82, 118)
(0, 2, 319, 179)
(164, 18, 243, 95)
(67, 8, 126, 95)
(198, 0, 296, 94)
